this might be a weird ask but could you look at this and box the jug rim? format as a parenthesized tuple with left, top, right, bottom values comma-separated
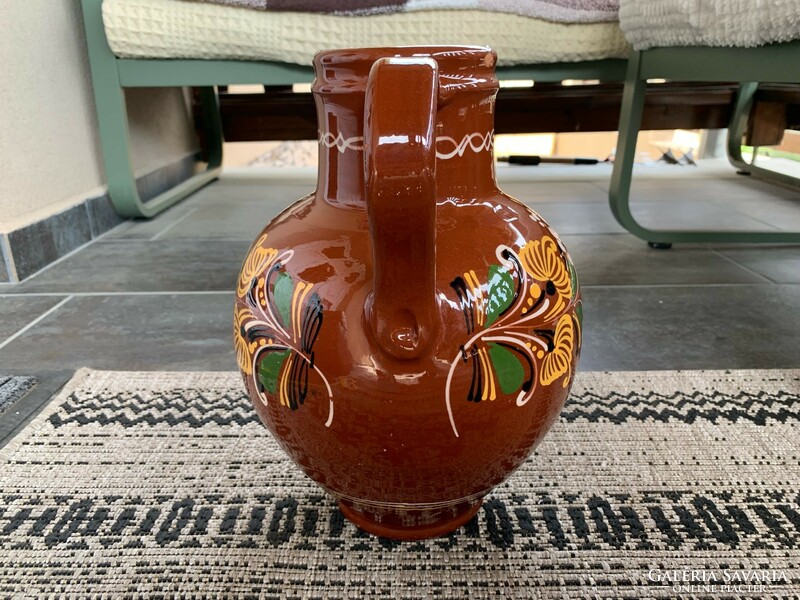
(312, 46, 498, 95)
(314, 45, 493, 61)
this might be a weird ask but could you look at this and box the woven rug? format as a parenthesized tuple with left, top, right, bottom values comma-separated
(1, 369, 798, 598)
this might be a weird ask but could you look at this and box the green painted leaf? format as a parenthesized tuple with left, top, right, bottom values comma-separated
(485, 265, 514, 327)
(488, 343, 525, 395)
(575, 300, 583, 330)
(273, 272, 293, 328)
(567, 259, 579, 298)
(257, 349, 290, 394)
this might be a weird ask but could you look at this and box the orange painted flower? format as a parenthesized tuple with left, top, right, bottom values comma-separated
(237, 234, 278, 299)
(519, 236, 572, 298)
(540, 313, 575, 387)
(234, 305, 254, 374)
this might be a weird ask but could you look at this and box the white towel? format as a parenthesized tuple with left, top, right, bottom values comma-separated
(619, 0, 800, 49)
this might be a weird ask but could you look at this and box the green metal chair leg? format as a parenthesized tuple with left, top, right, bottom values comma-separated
(727, 83, 800, 191)
(608, 54, 657, 243)
(726, 82, 758, 170)
(609, 53, 800, 245)
(81, 0, 221, 218)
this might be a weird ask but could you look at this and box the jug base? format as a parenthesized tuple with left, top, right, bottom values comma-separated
(338, 498, 483, 540)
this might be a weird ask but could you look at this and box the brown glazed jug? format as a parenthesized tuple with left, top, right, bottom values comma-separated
(234, 46, 582, 540)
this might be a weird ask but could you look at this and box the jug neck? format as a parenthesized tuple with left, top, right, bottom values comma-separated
(313, 49, 500, 208)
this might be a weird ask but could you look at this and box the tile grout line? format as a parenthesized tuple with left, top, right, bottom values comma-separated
(708, 198, 785, 232)
(586, 181, 610, 194)
(708, 248, 777, 285)
(579, 282, 799, 289)
(83, 198, 97, 240)
(0, 291, 235, 297)
(149, 208, 199, 241)
(4, 203, 133, 285)
(5, 223, 136, 285)
(0, 283, 798, 300)
(0, 296, 74, 351)
(95, 236, 254, 244)
(0, 234, 18, 283)
(15, 237, 99, 284)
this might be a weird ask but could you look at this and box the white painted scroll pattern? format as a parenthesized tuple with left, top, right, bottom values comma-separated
(435, 131, 494, 160)
(319, 132, 364, 153)
(319, 131, 494, 160)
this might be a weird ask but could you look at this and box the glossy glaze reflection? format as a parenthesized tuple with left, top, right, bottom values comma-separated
(234, 46, 582, 540)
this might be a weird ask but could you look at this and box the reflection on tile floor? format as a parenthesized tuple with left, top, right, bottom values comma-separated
(0, 162, 798, 377)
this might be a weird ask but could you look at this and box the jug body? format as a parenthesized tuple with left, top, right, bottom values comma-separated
(234, 46, 582, 539)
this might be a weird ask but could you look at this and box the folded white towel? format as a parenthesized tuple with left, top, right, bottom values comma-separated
(103, 0, 629, 65)
(619, 0, 800, 49)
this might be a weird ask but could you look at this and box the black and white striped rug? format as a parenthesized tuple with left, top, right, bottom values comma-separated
(1, 369, 798, 598)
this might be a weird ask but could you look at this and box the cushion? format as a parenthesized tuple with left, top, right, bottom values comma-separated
(102, 0, 629, 65)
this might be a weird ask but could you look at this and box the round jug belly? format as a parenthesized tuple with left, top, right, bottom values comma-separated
(234, 46, 582, 539)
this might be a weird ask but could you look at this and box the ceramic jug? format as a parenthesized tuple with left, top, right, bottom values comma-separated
(234, 46, 582, 540)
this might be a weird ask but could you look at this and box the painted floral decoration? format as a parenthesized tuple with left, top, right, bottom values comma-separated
(447, 235, 582, 436)
(234, 234, 334, 427)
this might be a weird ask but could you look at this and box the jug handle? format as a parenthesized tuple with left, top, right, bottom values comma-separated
(364, 57, 440, 360)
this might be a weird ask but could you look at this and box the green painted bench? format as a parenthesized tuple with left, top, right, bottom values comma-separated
(81, 0, 799, 245)
(611, 43, 800, 245)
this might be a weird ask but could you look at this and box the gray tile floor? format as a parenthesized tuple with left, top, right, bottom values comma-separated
(0, 161, 798, 438)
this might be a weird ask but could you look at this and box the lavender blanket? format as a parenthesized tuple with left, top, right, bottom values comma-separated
(193, 0, 619, 24)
